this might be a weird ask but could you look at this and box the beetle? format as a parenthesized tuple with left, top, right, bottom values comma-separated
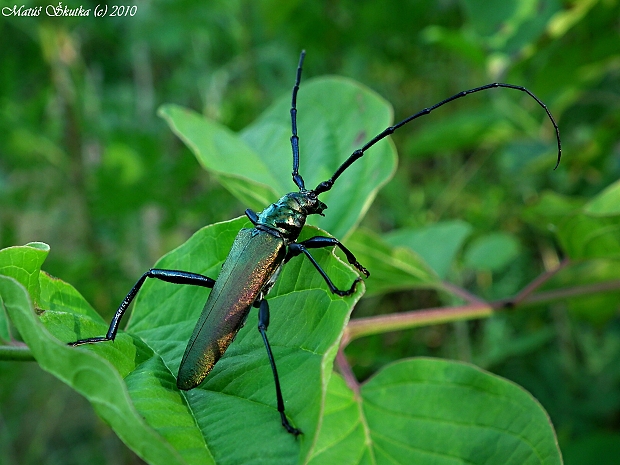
(69, 50, 562, 436)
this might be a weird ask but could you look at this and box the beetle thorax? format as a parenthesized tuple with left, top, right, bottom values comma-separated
(256, 191, 327, 241)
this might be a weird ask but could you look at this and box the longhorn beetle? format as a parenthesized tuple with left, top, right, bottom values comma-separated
(69, 51, 562, 435)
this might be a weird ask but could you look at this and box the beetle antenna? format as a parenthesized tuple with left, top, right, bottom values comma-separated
(313, 83, 562, 195)
(291, 50, 306, 191)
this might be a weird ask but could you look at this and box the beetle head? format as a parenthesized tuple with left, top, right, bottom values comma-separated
(291, 191, 327, 217)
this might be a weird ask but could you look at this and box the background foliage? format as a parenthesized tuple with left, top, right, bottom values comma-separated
(1, 0, 619, 463)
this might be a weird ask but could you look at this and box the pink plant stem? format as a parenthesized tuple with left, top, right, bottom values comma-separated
(336, 347, 360, 394)
(509, 257, 571, 306)
(343, 303, 493, 346)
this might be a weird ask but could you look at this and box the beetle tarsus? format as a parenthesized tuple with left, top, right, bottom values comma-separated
(335, 277, 361, 297)
(354, 262, 370, 278)
(281, 412, 302, 436)
(68, 336, 112, 346)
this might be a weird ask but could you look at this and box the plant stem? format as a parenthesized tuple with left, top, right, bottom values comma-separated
(342, 276, 620, 347)
(439, 281, 487, 305)
(342, 303, 493, 346)
(509, 258, 571, 306)
(522, 279, 620, 305)
(335, 347, 360, 395)
(0, 344, 34, 361)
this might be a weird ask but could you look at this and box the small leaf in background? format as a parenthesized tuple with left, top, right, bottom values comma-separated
(464, 232, 521, 272)
(555, 178, 620, 260)
(421, 25, 487, 67)
(523, 191, 585, 233)
(102, 142, 145, 186)
(346, 227, 439, 296)
(309, 359, 562, 464)
(461, 0, 561, 55)
(557, 214, 620, 260)
(500, 140, 560, 175)
(0, 242, 49, 306)
(384, 220, 473, 279)
(404, 108, 510, 158)
(584, 179, 620, 216)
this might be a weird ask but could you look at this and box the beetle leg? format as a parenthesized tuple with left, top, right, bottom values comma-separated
(292, 236, 369, 277)
(245, 208, 259, 225)
(257, 298, 302, 436)
(286, 243, 361, 296)
(69, 269, 215, 346)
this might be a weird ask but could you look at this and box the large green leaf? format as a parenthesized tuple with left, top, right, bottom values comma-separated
(158, 105, 279, 210)
(0, 218, 363, 465)
(308, 359, 562, 465)
(160, 77, 397, 239)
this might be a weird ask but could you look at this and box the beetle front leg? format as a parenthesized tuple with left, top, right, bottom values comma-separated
(286, 242, 362, 296)
(69, 269, 216, 346)
(256, 298, 302, 436)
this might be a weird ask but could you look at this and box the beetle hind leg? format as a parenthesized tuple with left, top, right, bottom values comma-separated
(256, 298, 302, 436)
(69, 269, 216, 346)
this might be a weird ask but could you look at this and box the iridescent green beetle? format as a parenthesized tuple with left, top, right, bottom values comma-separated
(69, 51, 561, 435)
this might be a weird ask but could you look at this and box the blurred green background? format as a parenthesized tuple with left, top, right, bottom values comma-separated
(1, 0, 619, 463)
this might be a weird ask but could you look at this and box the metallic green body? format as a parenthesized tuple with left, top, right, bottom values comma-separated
(177, 227, 286, 390)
